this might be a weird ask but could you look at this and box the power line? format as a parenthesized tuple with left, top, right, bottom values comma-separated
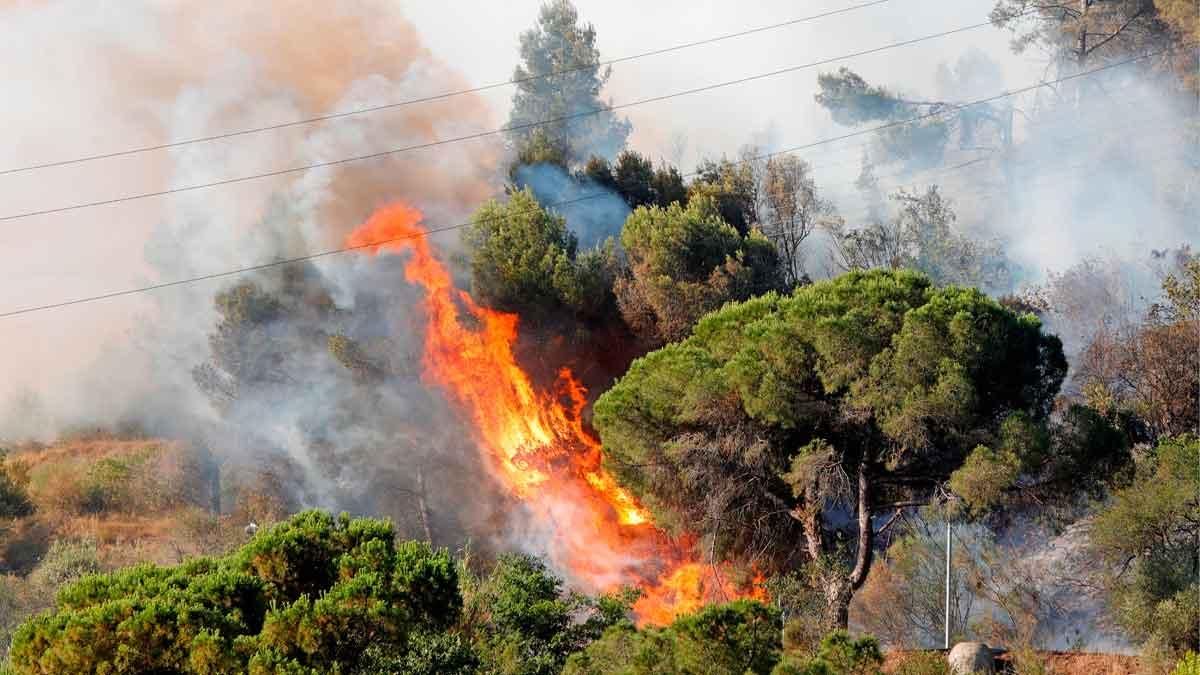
(0, 46, 1178, 320)
(782, 73, 1165, 183)
(821, 104, 1186, 200)
(0, 0, 891, 176)
(830, 131, 1184, 225)
(0, 13, 1030, 223)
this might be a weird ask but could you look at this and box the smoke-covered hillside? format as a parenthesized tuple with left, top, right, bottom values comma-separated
(0, 1, 1196, 672)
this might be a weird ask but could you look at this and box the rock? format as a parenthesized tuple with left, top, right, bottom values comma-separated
(947, 642, 994, 674)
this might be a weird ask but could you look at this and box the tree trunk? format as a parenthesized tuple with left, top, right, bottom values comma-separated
(415, 463, 434, 544)
(820, 462, 876, 631)
(788, 457, 878, 631)
(822, 577, 853, 631)
(1076, 0, 1089, 109)
(800, 480, 825, 561)
(847, 461, 874, 591)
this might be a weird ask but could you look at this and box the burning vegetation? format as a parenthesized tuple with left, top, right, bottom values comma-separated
(346, 202, 765, 624)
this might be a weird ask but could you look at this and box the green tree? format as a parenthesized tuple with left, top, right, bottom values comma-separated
(689, 155, 759, 235)
(507, 0, 630, 167)
(613, 195, 783, 345)
(563, 600, 782, 675)
(192, 265, 338, 412)
(460, 554, 632, 675)
(7, 511, 461, 674)
(580, 151, 688, 209)
(595, 270, 1069, 628)
(611, 150, 656, 208)
(463, 187, 616, 322)
(1091, 434, 1199, 653)
(814, 68, 953, 170)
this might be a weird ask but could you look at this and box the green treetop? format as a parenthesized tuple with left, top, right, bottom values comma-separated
(595, 269, 1071, 628)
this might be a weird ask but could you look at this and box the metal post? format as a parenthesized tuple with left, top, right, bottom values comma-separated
(944, 520, 952, 650)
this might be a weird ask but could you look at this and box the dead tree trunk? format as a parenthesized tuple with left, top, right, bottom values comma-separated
(415, 463, 433, 544)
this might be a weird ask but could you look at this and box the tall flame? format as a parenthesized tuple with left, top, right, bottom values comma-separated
(347, 203, 763, 622)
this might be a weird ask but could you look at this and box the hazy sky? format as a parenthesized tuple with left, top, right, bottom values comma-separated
(408, 0, 1042, 162)
(0, 0, 1039, 310)
(0, 0, 1132, 434)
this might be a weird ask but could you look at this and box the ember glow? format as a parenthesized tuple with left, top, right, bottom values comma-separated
(346, 202, 764, 623)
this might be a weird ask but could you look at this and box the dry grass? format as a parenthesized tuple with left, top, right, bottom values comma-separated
(0, 437, 230, 572)
(1014, 651, 1140, 675)
(884, 650, 1141, 675)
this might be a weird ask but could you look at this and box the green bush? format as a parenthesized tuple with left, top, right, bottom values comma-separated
(462, 187, 618, 323)
(773, 631, 883, 675)
(1174, 652, 1200, 675)
(25, 444, 187, 516)
(0, 540, 100, 661)
(564, 600, 782, 675)
(462, 554, 632, 675)
(6, 510, 460, 675)
(1092, 435, 1200, 651)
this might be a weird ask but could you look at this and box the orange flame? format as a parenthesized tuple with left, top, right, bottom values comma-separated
(347, 203, 763, 623)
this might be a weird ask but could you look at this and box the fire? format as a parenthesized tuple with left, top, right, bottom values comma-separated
(347, 202, 763, 623)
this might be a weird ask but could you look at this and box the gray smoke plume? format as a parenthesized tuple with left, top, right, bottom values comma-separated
(0, 0, 514, 548)
(513, 162, 631, 249)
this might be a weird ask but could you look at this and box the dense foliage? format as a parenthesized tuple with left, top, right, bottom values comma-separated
(506, 0, 630, 166)
(614, 195, 783, 345)
(463, 187, 618, 323)
(1091, 434, 1200, 652)
(4, 510, 638, 675)
(0, 453, 32, 521)
(8, 511, 461, 674)
(595, 269, 1075, 627)
(565, 600, 782, 675)
(581, 151, 688, 211)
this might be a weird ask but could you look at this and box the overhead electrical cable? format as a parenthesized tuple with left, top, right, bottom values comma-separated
(832, 135, 1185, 225)
(0, 45, 1180, 320)
(0, 0, 891, 176)
(820, 105, 1186, 198)
(0, 12, 1042, 223)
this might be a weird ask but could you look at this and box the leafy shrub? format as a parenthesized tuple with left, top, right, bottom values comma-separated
(463, 554, 632, 675)
(6, 510, 460, 675)
(26, 539, 100, 592)
(0, 540, 100, 661)
(79, 456, 138, 513)
(564, 600, 782, 675)
(24, 444, 197, 517)
(773, 631, 883, 675)
(1009, 646, 1049, 675)
(1093, 435, 1200, 652)
(1173, 652, 1200, 675)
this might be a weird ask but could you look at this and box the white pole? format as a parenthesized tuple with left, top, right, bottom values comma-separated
(944, 520, 952, 650)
